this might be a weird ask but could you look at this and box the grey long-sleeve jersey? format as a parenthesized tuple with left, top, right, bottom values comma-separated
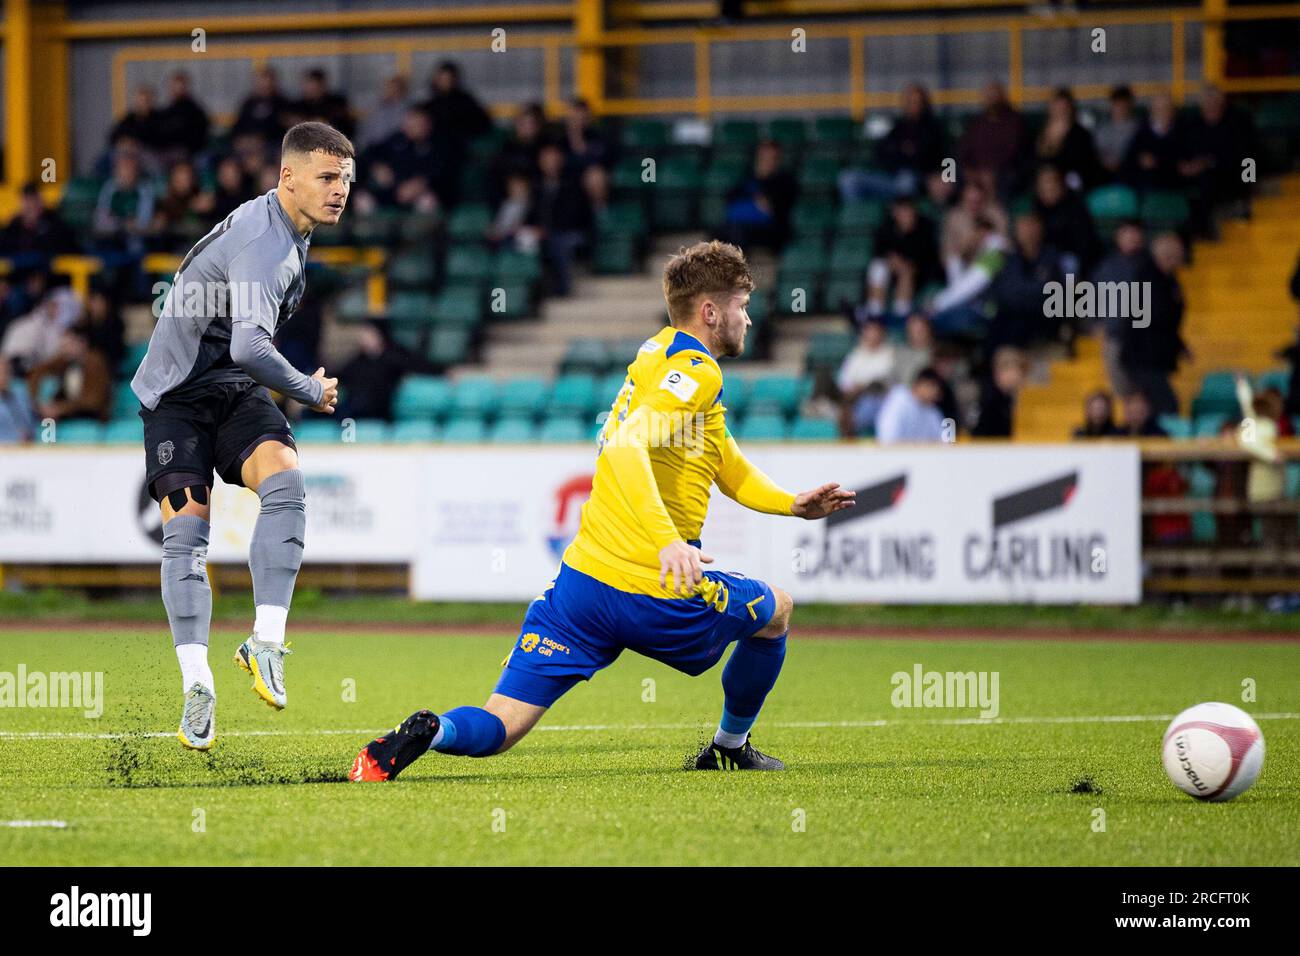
(131, 189, 324, 410)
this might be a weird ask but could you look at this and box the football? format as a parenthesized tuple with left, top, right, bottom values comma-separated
(1162, 703, 1266, 802)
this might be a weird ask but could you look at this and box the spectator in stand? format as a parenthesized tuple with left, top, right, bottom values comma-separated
(864, 195, 940, 319)
(154, 72, 210, 159)
(357, 75, 411, 151)
(1118, 389, 1167, 437)
(1213, 416, 1252, 545)
(492, 104, 547, 205)
(0, 284, 83, 376)
(0, 356, 37, 443)
(561, 97, 613, 173)
(970, 346, 1028, 438)
(930, 213, 1009, 335)
(959, 79, 1029, 200)
(233, 66, 290, 145)
(418, 61, 493, 148)
(83, 285, 126, 375)
(1032, 163, 1100, 275)
(1073, 389, 1122, 438)
(25, 325, 111, 423)
(875, 367, 947, 443)
(1035, 87, 1101, 191)
(0, 183, 77, 264)
(989, 211, 1065, 349)
(290, 68, 355, 139)
(1095, 85, 1141, 180)
(940, 180, 1007, 280)
(1178, 86, 1256, 235)
(894, 312, 935, 387)
(582, 163, 611, 227)
(356, 107, 452, 214)
(840, 83, 945, 201)
(1118, 232, 1188, 417)
(1144, 459, 1191, 544)
(92, 151, 155, 254)
(336, 323, 436, 421)
(836, 316, 897, 437)
(534, 142, 593, 296)
(724, 140, 799, 253)
(1090, 219, 1148, 397)
(151, 161, 215, 250)
(1235, 374, 1286, 543)
(210, 155, 252, 222)
(110, 85, 163, 154)
(486, 172, 536, 251)
(1122, 92, 1181, 192)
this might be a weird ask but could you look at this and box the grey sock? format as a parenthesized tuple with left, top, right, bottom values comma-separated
(161, 514, 212, 648)
(249, 468, 307, 610)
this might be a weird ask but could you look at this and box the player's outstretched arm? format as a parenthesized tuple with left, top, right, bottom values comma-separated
(229, 321, 333, 411)
(790, 482, 856, 520)
(715, 433, 799, 515)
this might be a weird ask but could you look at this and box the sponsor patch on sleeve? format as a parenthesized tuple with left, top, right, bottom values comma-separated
(638, 339, 661, 353)
(659, 369, 700, 403)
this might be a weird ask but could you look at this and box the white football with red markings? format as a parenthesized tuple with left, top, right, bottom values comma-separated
(1162, 702, 1265, 802)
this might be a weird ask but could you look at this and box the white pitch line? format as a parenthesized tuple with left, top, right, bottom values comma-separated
(3, 820, 67, 828)
(1, 713, 1298, 741)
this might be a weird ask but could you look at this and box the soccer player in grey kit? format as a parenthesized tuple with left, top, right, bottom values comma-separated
(132, 122, 352, 749)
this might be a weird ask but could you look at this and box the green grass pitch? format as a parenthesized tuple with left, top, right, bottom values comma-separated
(1, 626, 1296, 866)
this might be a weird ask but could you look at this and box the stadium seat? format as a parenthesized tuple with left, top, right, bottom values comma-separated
(1140, 191, 1192, 231)
(549, 374, 598, 418)
(1156, 414, 1193, 439)
(498, 376, 551, 418)
(813, 116, 858, 143)
(1086, 184, 1139, 235)
(494, 248, 543, 285)
(350, 210, 399, 246)
(120, 341, 150, 379)
(591, 230, 641, 274)
(388, 250, 436, 289)
(538, 417, 588, 443)
(390, 420, 439, 442)
(791, 417, 839, 441)
(560, 339, 611, 375)
(431, 288, 482, 329)
(427, 328, 472, 367)
(736, 413, 790, 441)
(621, 118, 670, 153)
(1255, 369, 1290, 394)
(796, 156, 841, 198)
(719, 376, 749, 417)
(51, 420, 103, 444)
(446, 204, 492, 244)
(111, 382, 139, 420)
(388, 290, 437, 326)
(348, 419, 390, 443)
(837, 201, 886, 238)
(441, 417, 487, 443)
(445, 246, 492, 284)
(334, 285, 372, 323)
(1191, 371, 1239, 418)
(294, 420, 340, 444)
(102, 417, 144, 444)
(489, 416, 538, 444)
(1193, 412, 1230, 437)
(392, 375, 451, 420)
(791, 201, 837, 241)
(748, 375, 806, 418)
(766, 117, 808, 151)
(450, 376, 499, 419)
(488, 280, 532, 320)
(654, 157, 702, 230)
(805, 331, 856, 375)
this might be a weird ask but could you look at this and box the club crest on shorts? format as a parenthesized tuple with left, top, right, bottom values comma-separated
(157, 440, 175, 466)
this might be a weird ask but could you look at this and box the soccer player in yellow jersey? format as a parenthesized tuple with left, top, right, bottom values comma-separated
(351, 240, 854, 780)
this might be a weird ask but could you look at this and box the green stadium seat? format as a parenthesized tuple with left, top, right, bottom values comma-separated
(538, 417, 588, 443)
(654, 158, 702, 230)
(766, 117, 808, 150)
(427, 328, 472, 367)
(791, 417, 839, 441)
(805, 331, 855, 375)
(51, 420, 103, 444)
(1191, 371, 1239, 417)
(111, 382, 139, 419)
(822, 274, 864, 313)
(1194, 412, 1230, 437)
(611, 157, 656, 194)
(489, 416, 537, 444)
(431, 288, 482, 329)
(334, 286, 372, 323)
(441, 417, 487, 443)
(797, 156, 840, 197)
(294, 420, 340, 444)
(392, 375, 451, 420)
(1140, 191, 1191, 231)
(836, 200, 886, 237)
(621, 118, 671, 153)
(450, 376, 499, 418)
(120, 341, 150, 379)
(102, 417, 143, 444)
(715, 119, 760, 148)
(1087, 184, 1139, 234)
(396, 213, 437, 243)
(718, 377, 748, 418)
(813, 116, 858, 143)
(1255, 369, 1290, 394)
(488, 281, 532, 320)
(599, 371, 629, 404)
(350, 211, 400, 245)
(748, 375, 807, 418)
(591, 231, 640, 274)
(549, 374, 598, 418)
(1156, 414, 1193, 439)
(446, 246, 492, 284)
(736, 413, 790, 441)
(494, 248, 543, 285)
(390, 420, 439, 442)
(603, 200, 647, 233)
(498, 377, 551, 418)
(775, 274, 820, 314)
(446, 203, 492, 244)
(388, 250, 436, 289)
(560, 339, 611, 375)
(791, 201, 837, 240)
(348, 419, 390, 443)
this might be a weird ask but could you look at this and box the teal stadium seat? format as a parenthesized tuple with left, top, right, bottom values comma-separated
(498, 377, 551, 419)
(736, 414, 790, 441)
(441, 417, 487, 443)
(450, 377, 499, 419)
(549, 374, 598, 418)
(538, 417, 588, 443)
(791, 417, 839, 441)
(102, 417, 144, 444)
(489, 416, 537, 444)
(390, 420, 439, 442)
(294, 420, 340, 444)
(52, 420, 103, 444)
(392, 376, 451, 420)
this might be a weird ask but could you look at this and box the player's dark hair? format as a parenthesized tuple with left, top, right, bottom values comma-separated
(662, 240, 755, 326)
(281, 121, 355, 160)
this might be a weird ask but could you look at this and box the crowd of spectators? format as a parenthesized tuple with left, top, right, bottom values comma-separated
(828, 78, 1253, 440)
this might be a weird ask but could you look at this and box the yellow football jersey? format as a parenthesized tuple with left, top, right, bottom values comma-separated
(563, 326, 794, 598)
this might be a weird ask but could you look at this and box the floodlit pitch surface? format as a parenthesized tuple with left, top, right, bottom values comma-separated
(0, 627, 1296, 866)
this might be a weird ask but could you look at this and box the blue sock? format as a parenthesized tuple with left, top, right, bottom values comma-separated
(717, 633, 787, 744)
(430, 706, 507, 757)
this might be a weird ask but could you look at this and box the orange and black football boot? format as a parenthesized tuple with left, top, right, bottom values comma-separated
(350, 709, 439, 782)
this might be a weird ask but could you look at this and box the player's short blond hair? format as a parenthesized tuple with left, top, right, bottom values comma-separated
(662, 240, 754, 326)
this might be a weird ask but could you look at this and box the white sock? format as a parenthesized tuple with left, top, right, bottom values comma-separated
(713, 727, 748, 749)
(177, 643, 214, 695)
(253, 605, 288, 645)
(428, 724, 446, 751)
